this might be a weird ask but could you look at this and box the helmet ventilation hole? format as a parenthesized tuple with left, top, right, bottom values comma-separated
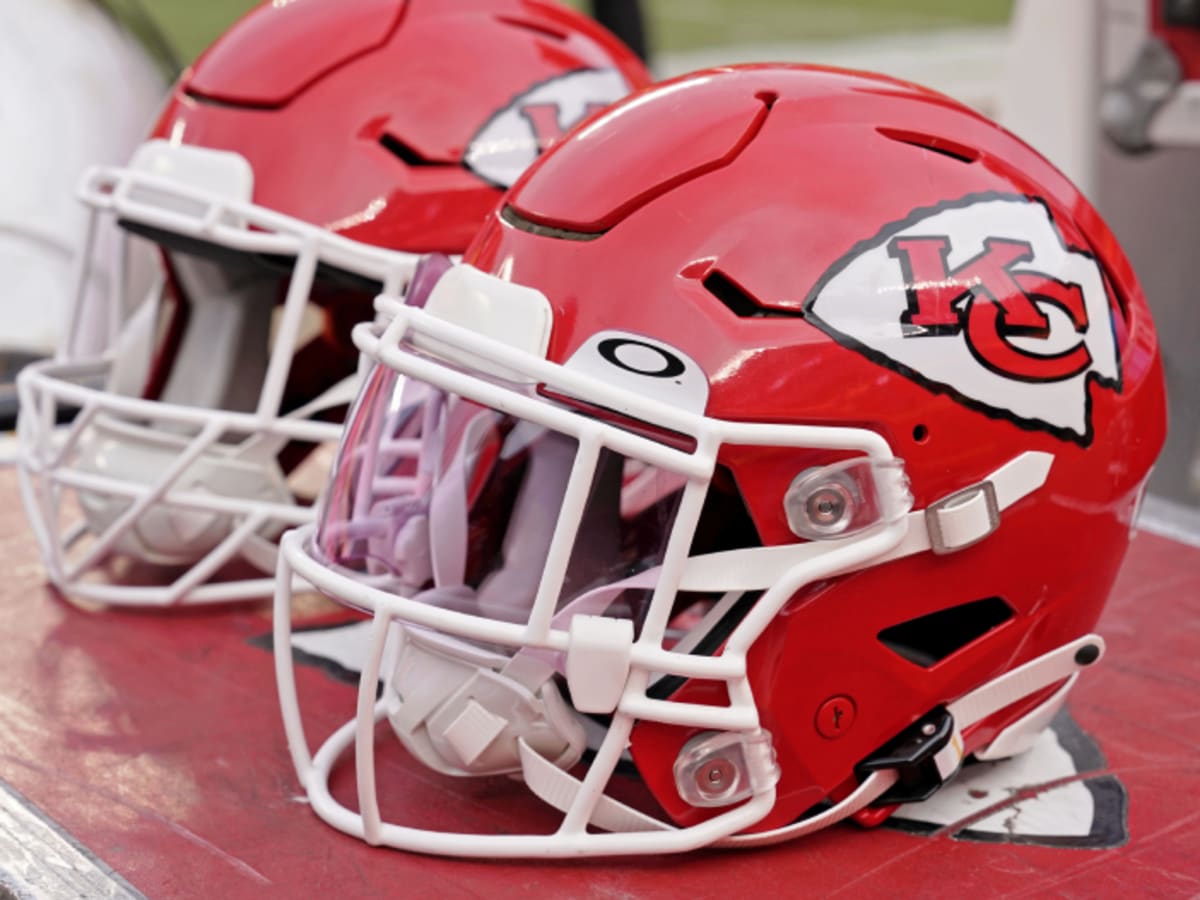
(912, 424, 929, 443)
(878, 596, 1014, 668)
(494, 14, 570, 42)
(702, 269, 803, 319)
(379, 134, 456, 169)
(876, 126, 980, 164)
(755, 91, 778, 109)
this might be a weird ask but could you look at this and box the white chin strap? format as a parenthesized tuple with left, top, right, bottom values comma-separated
(722, 634, 1103, 847)
(513, 634, 1104, 846)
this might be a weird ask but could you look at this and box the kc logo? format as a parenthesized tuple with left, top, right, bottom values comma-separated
(888, 234, 1093, 383)
(804, 194, 1121, 444)
(520, 100, 611, 148)
(464, 68, 631, 189)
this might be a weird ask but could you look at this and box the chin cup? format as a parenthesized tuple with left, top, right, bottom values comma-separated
(387, 625, 587, 776)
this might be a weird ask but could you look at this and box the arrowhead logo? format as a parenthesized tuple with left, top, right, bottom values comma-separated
(465, 68, 631, 188)
(803, 194, 1122, 445)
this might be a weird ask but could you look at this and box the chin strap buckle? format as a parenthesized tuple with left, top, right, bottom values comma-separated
(856, 707, 964, 805)
(925, 481, 1000, 554)
(923, 450, 1055, 555)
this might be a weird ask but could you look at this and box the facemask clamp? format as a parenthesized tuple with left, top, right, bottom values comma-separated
(784, 457, 911, 541)
(673, 729, 780, 809)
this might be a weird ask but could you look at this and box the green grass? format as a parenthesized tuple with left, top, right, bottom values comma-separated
(641, 0, 1014, 53)
(144, 0, 259, 63)
(142, 0, 1013, 64)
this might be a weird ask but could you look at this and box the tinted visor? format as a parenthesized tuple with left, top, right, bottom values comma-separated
(314, 363, 691, 629)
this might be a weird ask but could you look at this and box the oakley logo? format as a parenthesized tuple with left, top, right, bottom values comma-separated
(804, 194, 1121, 445)
(888, 235, 1092, 383)
(597, 338, 687, 380)
(464, 68, 631, 189)
(564, 331, 710, 414)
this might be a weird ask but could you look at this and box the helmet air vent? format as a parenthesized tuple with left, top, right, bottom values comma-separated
(494, 15, 570, 42)
(379, 133, 457, 169)
(878, 596, 1014, 668)
(702, 269, 803, 320)
(876, 126, 980, 164)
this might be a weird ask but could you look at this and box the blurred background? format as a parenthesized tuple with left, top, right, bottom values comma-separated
(140, 0, 1196, 533)
(4, 0, 1197, 536)
(140, 0, 1014, 62)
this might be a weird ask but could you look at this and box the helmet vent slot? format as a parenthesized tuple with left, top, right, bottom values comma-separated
(877, 596, 1013, 668)
(501, 204, 606, 242)
(876, 126, 980, 164)
(755, 91, 778, 110)
(183, 88, 279, 111)
(703, 269, 803, 319)
(494, 14, 570, 42)
(379, 133, 457, 168)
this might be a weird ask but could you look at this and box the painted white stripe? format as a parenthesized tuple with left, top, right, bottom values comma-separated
(0, 779, 143, 900)
(893, 724, 1092, 837)
(292, 620, 376, 674)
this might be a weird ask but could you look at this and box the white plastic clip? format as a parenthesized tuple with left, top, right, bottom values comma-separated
(565, 615, 633, 714)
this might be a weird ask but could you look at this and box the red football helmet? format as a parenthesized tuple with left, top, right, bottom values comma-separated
(16, 0, 650, 606)
(275, 64, 1167, 856)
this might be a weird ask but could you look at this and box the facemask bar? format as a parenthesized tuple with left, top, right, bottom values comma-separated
(274, 278, 923, 856)
(15, 152, 418, 606)
(66, 157, 416, 366)
(359, 293, 907, 677)
(16, 368, 342, 605)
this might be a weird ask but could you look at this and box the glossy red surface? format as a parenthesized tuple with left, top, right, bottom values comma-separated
(468, 65, 1168, 832)
(186, 0, 407, 108)
(0, 469, 1196, 896)
(31, 1, 652, 605)
(509, 72, 771, 232)
(158, 0, 651, 253)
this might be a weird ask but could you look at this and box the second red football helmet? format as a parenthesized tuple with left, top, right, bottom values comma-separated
(16, 0, 651, 606)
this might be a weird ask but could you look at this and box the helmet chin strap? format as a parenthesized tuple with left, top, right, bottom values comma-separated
(383, 417, 588, 776)
(497, 450, 1074, 840)
(514, 634, 1104, 845)
(722, 634, 1104, 846)
(384, 442, 1064, 840)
